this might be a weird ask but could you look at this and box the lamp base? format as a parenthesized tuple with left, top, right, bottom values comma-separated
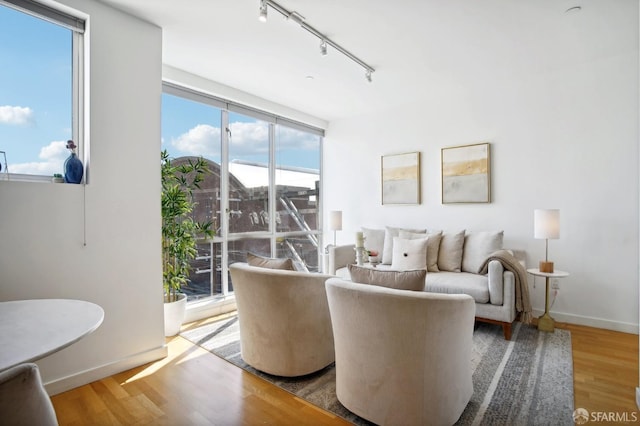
(539, 261, 554, 273)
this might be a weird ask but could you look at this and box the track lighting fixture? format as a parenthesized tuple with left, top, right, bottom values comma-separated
(320, 40, 327, 56)
(258, 0, 375, 82)
(259, 0, 267, 22)
(287, 11, 305, 25)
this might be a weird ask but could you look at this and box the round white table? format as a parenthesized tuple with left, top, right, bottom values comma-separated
(0, 299, 104, 371)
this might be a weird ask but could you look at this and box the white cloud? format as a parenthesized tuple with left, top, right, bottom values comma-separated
(171, 124, 221, 157)
(277, 125, 320, 151)
(229, 121, 269, 155)
(10, 140, 68, 176)
(169, 121, 319, 160)
(0, 105, 35, 126)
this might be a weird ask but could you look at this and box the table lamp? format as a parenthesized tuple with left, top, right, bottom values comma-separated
(534, 209, 559, 273)
(329, 210, 342, 246)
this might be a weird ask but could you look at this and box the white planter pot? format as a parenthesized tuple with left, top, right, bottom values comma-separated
(163, 293, 187, 337)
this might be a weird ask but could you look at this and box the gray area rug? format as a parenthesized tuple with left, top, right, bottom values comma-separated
(181, 317, 574, 425)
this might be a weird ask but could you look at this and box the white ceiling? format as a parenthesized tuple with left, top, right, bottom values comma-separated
(96, 0, 632, 122)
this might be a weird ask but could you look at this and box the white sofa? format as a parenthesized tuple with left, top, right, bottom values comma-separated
(327, 227, 525, 340)
(325, 278, 475, 425)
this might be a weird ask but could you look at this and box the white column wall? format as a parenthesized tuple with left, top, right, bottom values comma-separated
(0, 0, 166, 393)
(325, 11, 639, 333)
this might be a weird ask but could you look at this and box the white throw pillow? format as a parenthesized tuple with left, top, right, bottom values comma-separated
(382, 226, 426, 264)
(437, 230, 465, 272)
(399, 230, 442, 272)
(362, 227, 385, 259)
(391, 237, 428, 270)
(461, 231, 504, 273)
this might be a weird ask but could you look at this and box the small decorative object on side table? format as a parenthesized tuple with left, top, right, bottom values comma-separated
(367, 250, 380, 266)
(526, 268, 569, 332)
(355, 231, 366, 266)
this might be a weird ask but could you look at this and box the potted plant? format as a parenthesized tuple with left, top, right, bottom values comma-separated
(52, 173, 64, 183)
(161, 150, 213, 336)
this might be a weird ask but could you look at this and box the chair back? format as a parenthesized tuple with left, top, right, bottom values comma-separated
(0, 363, 58, 426)
(229, 262, 335, 376)
(325, 278, 475, 426)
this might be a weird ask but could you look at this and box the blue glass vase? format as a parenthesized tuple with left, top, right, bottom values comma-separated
(64, 153, 84, 184)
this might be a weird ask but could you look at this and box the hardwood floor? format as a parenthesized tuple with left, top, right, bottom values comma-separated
(557, 322, 639, 417)
(51, 317, 638, 425)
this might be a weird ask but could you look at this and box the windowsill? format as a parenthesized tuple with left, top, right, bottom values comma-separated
(0, 173, 54, 183)
(183, 294, 237, 324)
(0, 174, 86, 184)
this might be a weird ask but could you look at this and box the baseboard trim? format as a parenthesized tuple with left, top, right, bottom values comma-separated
(44, 345, 168, 396)
(532, 309, 639, 334)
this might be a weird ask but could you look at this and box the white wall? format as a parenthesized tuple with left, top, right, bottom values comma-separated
(324, 4, 640, 333)
(0, 0, 166, 393)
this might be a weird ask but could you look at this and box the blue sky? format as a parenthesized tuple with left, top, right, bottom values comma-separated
(162, 94, 321, 171)
(0, 4, 72, 175)
(0, 4, 320, 176)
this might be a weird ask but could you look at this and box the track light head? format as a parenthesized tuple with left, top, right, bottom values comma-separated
(320, 40, 327, 56)
(365, 69, 372, 83)
(259, 0, 267, 22)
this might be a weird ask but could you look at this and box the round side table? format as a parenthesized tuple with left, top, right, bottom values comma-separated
(526, 268, 569, 332)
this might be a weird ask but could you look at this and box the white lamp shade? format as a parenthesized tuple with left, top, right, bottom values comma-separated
(534, 209, 560, 239)
(329, 210, 342, 231)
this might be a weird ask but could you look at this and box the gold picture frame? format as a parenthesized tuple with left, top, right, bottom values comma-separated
(441, 142, 491, 204)
(381, 152, 421, 205)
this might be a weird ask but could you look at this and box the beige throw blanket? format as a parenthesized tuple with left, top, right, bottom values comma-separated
(478, 249, 532, 324)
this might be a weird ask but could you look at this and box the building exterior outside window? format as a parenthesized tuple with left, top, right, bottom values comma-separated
(162, 87, 323, 302)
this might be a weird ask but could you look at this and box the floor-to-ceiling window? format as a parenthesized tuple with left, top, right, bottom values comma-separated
(161, 83, 323, 302)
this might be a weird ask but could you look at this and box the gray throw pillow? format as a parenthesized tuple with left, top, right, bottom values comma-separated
(247, 252, 295, 270)
(462, 231, 504, 273)
(348, 264, 426, 291)
(437, 230, 465, 272)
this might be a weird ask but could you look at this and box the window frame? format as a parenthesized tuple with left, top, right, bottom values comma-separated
(162, 82, 324, 301)
(0, 0, 87, 182)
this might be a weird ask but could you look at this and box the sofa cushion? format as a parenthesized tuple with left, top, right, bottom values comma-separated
(382, 226, 426, 264)
(391, 237, 428, 270)
(348, 265, 426, 291)
(247, 252, 295, 270)
(425, 271, 489, 303)
(462, 231, 504, 273)
(362, 227, 385, 260)
(437, 230, 465, 272)
(399, 230, 442, 272)
(335, 266, 350, 280)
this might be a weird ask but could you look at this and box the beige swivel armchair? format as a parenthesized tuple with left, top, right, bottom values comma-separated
(229, 262, 336, 377)
(0, 363, 58, 426)
(325, 278, 476, 426)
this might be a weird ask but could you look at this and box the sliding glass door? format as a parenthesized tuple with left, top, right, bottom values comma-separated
(161, 84, 323, 302)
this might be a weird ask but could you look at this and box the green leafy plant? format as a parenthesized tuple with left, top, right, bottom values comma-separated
(161, 150, 214, 303)
(53, 173, 63, 178)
